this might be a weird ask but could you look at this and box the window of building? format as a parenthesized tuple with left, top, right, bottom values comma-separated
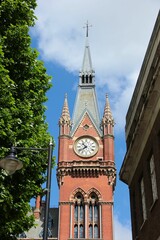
(86, 75, 88, 83)
(18, 232, 26, 238)
(150, 155, 158, 203)
(74, 224, 78, 238)
(140, 178, 147, 222)
(39, 228, 52, 237)
(89, 224, 93, 238)
(72, 190, 100, 239)
(74, 194, 85, 238)
(88, 193, 99, 238)
(89, 75, 92, 83)
(82, 75, 85, 84)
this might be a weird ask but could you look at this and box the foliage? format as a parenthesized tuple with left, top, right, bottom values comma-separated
(0, 0, 54, 238)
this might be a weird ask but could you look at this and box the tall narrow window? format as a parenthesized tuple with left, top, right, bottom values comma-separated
(80, 205, 84, 221)
(89, 75, 92, 83)
(75, 204, 78, 221)
(86, 75, 88, 83)
(94, 205, 98, 222)
(94, 224, 98, 238)
(74, 194, 84, 238)
(150, 155, 158, 203)
(80, 225, 84, 238)
(140, 178, 147, 222)
(82, 75, 85, 84)
(88, 193, 99, 238)
(89, 224, 93, 238)
(74, 225, 78, 238)
(89, 204, 93, 221)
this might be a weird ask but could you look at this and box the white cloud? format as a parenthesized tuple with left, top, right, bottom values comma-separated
(32, 0, 159, 132)
(114, 215, 132, 240)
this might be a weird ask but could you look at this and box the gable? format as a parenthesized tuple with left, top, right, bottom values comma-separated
(71, 111, 102, 137)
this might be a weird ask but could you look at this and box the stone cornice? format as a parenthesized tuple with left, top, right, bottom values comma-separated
(59, 201, 113, 206)
(57, 160, 116, 188)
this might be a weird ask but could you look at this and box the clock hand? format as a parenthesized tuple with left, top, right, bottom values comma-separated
(83, 145, 87, 149)
(81, 143, 87, 149)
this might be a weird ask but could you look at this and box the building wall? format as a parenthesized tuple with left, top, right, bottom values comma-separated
(130, 111, 160, 239)
(58, 100, 115, 239)
(120, 11, 160, 240)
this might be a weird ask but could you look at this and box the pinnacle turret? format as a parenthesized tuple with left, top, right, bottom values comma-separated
(102, 94, 114, 126)
(59, 94, 72, 127)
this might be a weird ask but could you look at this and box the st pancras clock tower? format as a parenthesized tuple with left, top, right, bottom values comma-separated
(57, 24, 116, 240)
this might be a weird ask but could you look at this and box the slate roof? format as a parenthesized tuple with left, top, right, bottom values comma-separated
(71, 32, 101, 136)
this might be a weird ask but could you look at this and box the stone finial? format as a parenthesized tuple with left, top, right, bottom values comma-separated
(102, 94, 114, 126)
(59, 94, 72, 126)
(107, 167, 116, 187)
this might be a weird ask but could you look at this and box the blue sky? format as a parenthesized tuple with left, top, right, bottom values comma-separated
(30, 1, 159, 239)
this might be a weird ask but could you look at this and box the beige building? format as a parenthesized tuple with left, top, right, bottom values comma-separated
(120, 11, 160, 240)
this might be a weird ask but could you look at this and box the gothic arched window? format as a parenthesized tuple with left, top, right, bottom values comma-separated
(82, 75, 85, 84)
(89, 224, 93, 238)
(80, 224, 84, 238)
(86, 75, 88, 83)
(74, 224, 78, 238)
(94, 224, 99, 238)
(88, 193, 99, 238)
(89, 75, 92, 83)
(74, 193, 85, 238)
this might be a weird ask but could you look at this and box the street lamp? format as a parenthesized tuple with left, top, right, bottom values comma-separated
(0, 140, 54, 240)
(0, 146, 23, 175)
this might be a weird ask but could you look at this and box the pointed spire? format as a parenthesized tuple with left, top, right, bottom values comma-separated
(102, 94, 114, 126)
(81, 22, 93, 72)
(79, 21, 95, 86)
(59, 94, 71, 126)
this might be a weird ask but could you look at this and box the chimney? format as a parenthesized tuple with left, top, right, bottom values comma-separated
(34, 195, 41, 219)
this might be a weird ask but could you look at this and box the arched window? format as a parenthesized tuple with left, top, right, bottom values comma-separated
(74, 193, 85, 238)
(88, 193, 99, 238)
(86, 75, 88, 83)
(94, 224, 99, 238)
(89, 75, 92, 83)
(80, 224, 84, 238)
(89, 224, 93, 238)
(82, 75, 85, 84)
(74, 224, 78, 238)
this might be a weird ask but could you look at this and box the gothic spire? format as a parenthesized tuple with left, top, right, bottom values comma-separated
(59, 94, 71, 126)
(72, 23, 101, 136)
(102, 94, 114, 126)
(79, 21, 95, 86)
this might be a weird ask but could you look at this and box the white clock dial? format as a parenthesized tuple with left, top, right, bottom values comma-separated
(74, 137, 98, 157)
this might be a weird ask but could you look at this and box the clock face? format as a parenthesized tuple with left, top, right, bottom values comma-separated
(74, 137, 98, 157)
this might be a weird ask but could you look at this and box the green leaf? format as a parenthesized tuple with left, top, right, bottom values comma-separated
(0, 0, 54, 237)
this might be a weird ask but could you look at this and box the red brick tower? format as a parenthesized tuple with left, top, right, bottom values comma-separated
(57, 26, 116, 240)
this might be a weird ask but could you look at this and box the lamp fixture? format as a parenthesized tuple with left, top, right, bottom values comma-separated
(0, 146, 23, 175)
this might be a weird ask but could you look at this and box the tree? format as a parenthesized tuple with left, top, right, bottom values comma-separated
(0, 0, 53, 238)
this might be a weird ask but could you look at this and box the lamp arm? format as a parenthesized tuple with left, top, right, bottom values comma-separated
(15, 147, 48, 151)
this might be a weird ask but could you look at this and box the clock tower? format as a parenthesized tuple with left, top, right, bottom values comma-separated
(57, 26, 116, 240)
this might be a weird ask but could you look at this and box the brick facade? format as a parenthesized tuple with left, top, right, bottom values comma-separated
(57, 32, 116, 240)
